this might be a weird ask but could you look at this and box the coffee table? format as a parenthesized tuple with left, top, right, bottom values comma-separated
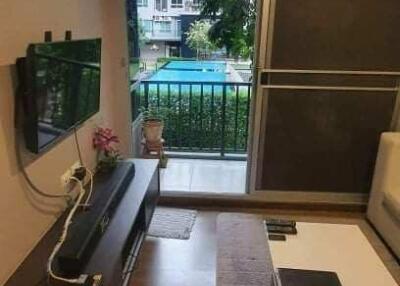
(269, 222, 397, 286)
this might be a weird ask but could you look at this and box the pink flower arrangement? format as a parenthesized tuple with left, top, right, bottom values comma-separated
(93, 127, 121, 171)
(93, 127, 120, 153)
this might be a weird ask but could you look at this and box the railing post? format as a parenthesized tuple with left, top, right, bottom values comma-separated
(245, 84, 251, 151)
(157, 83, 160, 108)
(211, 85, 215, 149)
(178, 83, 182, 147)
(131, 87, 136, 121)
(221, 84, 227, 157)
(144, 82, 149, 109)
(200, 83, 204, 150)
(167, 84, 171, 108)
(234, 84, 239, 151)
(189, 84, 193, 150)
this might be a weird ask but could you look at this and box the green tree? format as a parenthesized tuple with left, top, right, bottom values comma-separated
(200, 0, 256, 59)
(185, 20, 216, 59)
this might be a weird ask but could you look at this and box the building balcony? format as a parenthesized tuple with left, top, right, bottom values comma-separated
(146, 29, 181, 41)
(130, 78, 250, 195)
(142, 19, 182, 41)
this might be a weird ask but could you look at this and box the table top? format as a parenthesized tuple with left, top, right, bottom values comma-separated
(269, 222, 397, 286)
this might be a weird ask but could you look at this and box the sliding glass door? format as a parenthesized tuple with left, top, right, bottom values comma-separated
(251, 0, 400, 195)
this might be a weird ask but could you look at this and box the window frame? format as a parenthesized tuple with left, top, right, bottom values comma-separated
(171, 0, 183, 8)
(140, 19, 153, 33)
(137, 0, 148, 7)
(158, 21, 172, 33)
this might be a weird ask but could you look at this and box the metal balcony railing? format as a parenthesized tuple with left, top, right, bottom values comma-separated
(142, 19, 182, 41)
(131, 80, 252, 159)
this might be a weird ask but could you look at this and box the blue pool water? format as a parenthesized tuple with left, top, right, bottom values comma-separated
(150, 69, 226, 82)
(164, 60, 226, 71)
(149, 61, 227, 82)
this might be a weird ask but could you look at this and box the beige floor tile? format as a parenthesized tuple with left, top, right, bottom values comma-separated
(161, 159, 246, 194)
(190, 162, 246, 193)
(160, 160, 193, 191)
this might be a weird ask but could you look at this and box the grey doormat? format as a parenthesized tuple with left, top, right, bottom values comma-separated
(148, 207, 197, 239)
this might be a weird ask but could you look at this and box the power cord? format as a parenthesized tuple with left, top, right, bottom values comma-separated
(47, 175, 100, 285)
(72, 127, 95, 207)
(80, 168, 94, 208)
(47, 176, 86, 283)
(16, 84, 100, 284)
(73, 127, 84, 166)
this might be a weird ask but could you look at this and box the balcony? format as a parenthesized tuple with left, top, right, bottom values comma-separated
(144, 20, 181, 41)
(160, 158, 247, 193)
(131, 80, 252, 160)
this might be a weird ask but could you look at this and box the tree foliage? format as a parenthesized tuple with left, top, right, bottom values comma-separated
(185, 20, 216, 59)
(200, 0, 256, 59)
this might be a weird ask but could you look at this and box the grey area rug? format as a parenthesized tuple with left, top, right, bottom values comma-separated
(217, 213, 275, 286)
(147, 207, 197, 239)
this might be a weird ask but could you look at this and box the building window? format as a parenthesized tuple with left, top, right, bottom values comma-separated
(155, 0, 168, 11)
(158, 21, 172, 32)
(137, 0, 148, 7)
(171, 0, 183, 8)
(169, 45, 180, 57)
(140, 20, 153, 33)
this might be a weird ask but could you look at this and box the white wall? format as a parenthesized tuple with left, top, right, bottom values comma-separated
(0, 0, 132, 284)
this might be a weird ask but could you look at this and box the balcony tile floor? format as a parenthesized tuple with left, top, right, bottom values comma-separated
(160, 159, 247, 194)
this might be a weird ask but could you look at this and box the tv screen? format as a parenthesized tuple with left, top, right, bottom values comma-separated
(24, 38, 101, 153)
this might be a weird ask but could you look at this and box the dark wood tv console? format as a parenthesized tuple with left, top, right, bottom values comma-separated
(5, 159, 160, 286)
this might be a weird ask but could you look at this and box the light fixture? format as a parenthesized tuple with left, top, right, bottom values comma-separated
(150, 44, 160, 51)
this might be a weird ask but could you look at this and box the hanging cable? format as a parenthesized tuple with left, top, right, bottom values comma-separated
(14, 85, 69, 199)
(73, 127, 84, 166)
(81, 168, 94, 207)
(73, 127, 95, 207)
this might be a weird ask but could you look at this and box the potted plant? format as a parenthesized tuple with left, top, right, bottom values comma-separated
(93, 127, 121, 172)
(140, 107, 170, 168)
(140, 107, 170, 144)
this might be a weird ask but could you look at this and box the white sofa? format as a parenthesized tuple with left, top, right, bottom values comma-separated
(367, 132, 400, 258)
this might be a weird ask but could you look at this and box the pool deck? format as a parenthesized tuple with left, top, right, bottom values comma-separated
(226, 63, 244, 82)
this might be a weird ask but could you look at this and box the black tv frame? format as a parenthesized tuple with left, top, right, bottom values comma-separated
(16, 38, 101, 154)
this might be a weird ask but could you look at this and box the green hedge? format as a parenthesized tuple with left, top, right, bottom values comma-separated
(134, 84, 251, 153)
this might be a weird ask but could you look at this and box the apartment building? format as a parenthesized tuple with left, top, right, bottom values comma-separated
(137, 0, 200, 60)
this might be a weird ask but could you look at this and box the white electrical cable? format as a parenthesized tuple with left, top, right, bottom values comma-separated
(47, 176, 86, 284)
(81, 167, 94, 208)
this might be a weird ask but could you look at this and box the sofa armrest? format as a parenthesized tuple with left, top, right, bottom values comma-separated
(383, 192, 400, 224)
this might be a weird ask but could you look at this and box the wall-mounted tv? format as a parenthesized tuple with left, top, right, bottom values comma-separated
(19, 38, 101, 154)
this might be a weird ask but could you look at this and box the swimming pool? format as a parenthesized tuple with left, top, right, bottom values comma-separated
(149, 60, 227, 82)
(164, 60, 226, 71)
